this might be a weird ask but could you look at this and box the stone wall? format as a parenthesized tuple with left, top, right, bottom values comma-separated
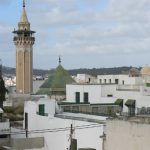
(11, 137, 44, 150)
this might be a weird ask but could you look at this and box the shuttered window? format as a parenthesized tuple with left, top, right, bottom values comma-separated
(84, 92, 89, 104)
(39, 104, 45, 116)
(75, 92, 80, 104)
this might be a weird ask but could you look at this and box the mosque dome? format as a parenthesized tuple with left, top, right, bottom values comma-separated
(37, 64, 75, 96)
(141, 66, 150, 75)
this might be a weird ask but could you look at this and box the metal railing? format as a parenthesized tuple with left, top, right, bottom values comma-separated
(60, 104, 121, 116)
(116, 85, 140, 91)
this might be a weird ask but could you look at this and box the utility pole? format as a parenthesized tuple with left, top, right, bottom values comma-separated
(69, 124, 73, 150)
(25, 112, 28, 138)
(100, 124, 106, 150)
(69, 124, 77, 150)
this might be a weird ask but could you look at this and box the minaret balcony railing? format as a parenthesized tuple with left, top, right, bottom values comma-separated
(13, 36, 35, 42)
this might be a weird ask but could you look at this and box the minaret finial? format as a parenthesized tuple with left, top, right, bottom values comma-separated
(23, 0, 25, 8)
(59, 56, 61, 65)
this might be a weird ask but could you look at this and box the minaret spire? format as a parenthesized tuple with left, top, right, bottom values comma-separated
(59, 56, 61, 65)
(18, 0, 30, 30)
(23, 0, 25, 8)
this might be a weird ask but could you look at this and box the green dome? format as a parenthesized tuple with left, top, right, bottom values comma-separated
(37, 64, 75, 95)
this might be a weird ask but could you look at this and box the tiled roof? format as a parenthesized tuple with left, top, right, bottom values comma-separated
(37, 64, 75, 95)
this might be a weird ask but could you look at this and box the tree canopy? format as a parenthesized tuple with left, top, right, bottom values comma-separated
(0, 75, 8, 109)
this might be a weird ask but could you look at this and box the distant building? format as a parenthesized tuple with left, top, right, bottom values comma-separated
(13, 0, 35, 94)
(128, 67, 140, 77)
(74, 74, 97, 84)
(64, 67, 150, 116)
(141, 65, 150, 83)
(4, 76, 16, 87)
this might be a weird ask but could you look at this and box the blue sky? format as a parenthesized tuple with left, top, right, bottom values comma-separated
(0, 0, 150, 69)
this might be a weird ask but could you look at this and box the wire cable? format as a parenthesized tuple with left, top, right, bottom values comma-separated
(8, 123, 103, 135)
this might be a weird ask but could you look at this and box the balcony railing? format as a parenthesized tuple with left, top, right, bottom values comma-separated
(60, 104, 121, 116)
(116, 85, 140, 91)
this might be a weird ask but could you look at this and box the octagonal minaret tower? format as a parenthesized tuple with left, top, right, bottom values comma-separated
(13, 0, 35, 94)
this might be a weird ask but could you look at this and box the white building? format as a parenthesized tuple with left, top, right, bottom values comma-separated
(66, 84, 116, 104)
(66, 67, 150, 115)
(74, 74, 97, 84)
(97, 74, 143, 85)
(4, 76, 16, 87)
(23, 95, 106, 150)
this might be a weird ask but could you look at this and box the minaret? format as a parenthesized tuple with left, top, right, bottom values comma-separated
(13, 0, 35, 94)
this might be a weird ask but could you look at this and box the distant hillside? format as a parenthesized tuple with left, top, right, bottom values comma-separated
(2, 66, 141, 76)
(2, 66, 50, 76)
(68, 67, 141, 76)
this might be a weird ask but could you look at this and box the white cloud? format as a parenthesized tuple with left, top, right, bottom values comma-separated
(2, 0, 150, 68)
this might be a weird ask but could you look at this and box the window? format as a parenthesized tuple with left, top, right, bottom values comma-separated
(39, 104, 45, 116)
(99, 79, 102, 84)
(115, 79, 119, 84)
(109, 79, 111, 84)
(122, 80, 124, 85)
(84, 92, 89, 103)
(75, 92, 80, 104)
(128, 107, 135, 116)
(107, 94, 113, 97)
(88, 78, 91, 83)
(104, 79, 106, 84)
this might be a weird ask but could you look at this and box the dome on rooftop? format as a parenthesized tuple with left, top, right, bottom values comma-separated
(37, 64, 75, 96)
(141, 66, 150, 75)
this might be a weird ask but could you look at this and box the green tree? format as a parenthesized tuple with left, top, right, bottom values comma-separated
(0, 75, 8, 120)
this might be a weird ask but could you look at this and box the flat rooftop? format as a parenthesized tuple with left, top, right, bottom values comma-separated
(110, 115, 150, 124)
(55, 112, 107, 124)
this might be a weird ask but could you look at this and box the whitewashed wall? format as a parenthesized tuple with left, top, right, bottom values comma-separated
(24, 101, 38, 131)
(66, 84, 102, 103)
(101, 85, 116, 97)
(66, 84, 117, 104)
(24, 100, 105, 150)
(36, 99, 55, 116)
(105, 119, 150, 150)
